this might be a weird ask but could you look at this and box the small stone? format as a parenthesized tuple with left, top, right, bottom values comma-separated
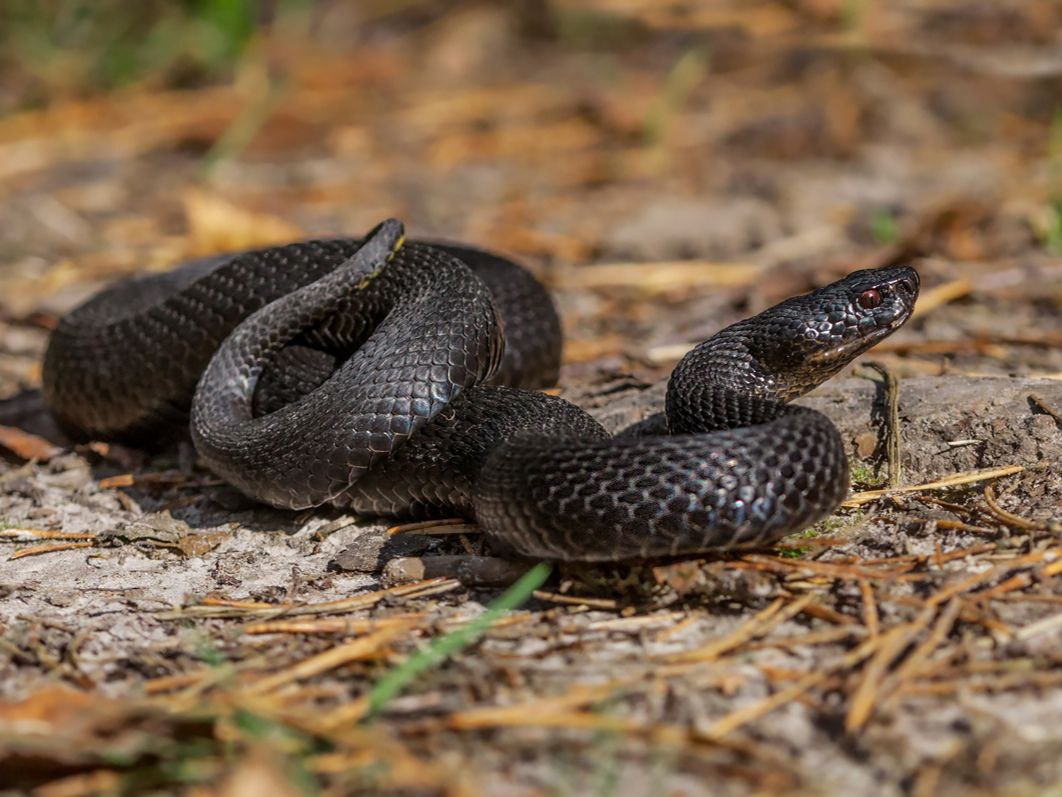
(854, 430, 878, 458)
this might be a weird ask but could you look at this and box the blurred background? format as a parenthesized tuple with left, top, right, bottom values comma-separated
(2, 6, 1061, 795)
(1, 0, 1061, 391)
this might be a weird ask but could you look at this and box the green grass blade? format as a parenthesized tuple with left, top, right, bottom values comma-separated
(365, 562, 552, 719)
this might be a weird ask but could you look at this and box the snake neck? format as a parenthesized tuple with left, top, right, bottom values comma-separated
(664, 333, 803, 434)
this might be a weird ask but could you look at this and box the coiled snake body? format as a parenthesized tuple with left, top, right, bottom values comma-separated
(43, 220, 918, 561)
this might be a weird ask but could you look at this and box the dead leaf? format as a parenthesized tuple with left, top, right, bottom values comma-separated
(176, 530, 233, 558)
(182, 190, 303, 255)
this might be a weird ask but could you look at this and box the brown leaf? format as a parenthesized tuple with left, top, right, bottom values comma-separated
(182, 190, 303, 255)
(175, 530, 233, 558)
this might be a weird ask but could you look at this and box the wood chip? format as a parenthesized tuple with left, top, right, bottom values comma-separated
(0, 425, 63, 461)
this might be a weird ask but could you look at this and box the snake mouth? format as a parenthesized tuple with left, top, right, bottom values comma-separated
(807, 314, 909, 364)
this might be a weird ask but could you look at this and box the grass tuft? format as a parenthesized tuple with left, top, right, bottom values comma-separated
(870, 209, 900, 245)
(643, 47, 710, 151)
(0, 0, 309, 111)
(851, 463, 884, 487)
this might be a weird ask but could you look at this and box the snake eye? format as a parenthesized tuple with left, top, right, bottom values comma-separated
(857, 289, 882, 310)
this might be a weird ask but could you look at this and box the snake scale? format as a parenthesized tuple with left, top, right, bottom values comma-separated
(43, 219, 919, 561)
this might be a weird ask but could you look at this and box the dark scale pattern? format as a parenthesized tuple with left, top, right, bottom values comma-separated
(474, 407, 848, 561)
(189, 222, 506, 509)
(341, 386, 609, 518)
(432, 242, 561, 389)
(43, 219, 919, 560)
(42, 233, 553, 443)
(42, 244, 358, 443)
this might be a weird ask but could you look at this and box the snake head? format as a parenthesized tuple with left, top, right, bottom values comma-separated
(802, 265, 919, 363)
(749, 265, 920, 397)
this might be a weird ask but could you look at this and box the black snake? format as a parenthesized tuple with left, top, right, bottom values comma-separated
(42, 219, 919, 560)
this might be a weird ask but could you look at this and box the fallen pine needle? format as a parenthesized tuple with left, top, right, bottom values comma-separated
(742, 554, 916, 582)
(846, 605, 937, 732)
(323, 563, 552, 727)
(899, 670, 1062, 696)
(387, 518, 473, 536)
(97, 470, 223, 489)
(859, 580, 880, 639)
(532, 590, 618, 610)
(844, 465, 1025, 507)
(10, 541, 94, 559)
(983, 485, 1046, 531)
(744, 626, 865, 652)
(201, 596, 282, 609)
(924, 558, 1038, 608)
(705, 629, 888, 738)
(447, 707, 732, 755)
(242, 623, 416, 696)
(665, 595, 814, 664)
(446, 679, 640, 728)
(160, 578, 460, 620)
(443, 706, 797, 774)
(969, 573, 1034, 603)
(243, 615, 425, 636)
(0, 528, 96, 541)
(881, 599, 963, 708)
(587, 610, 687, 633)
